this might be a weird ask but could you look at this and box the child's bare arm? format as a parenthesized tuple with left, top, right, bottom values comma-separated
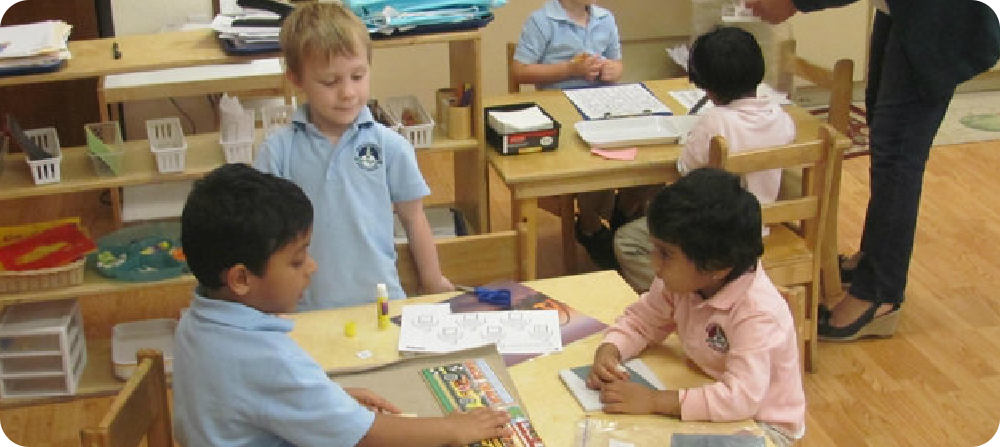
(345, 388, 402, 414)
(600, 382, 681, 416)
(511, 53, 598, 86)
(395, 199, 454, 294)
(356, 407, 512, 447)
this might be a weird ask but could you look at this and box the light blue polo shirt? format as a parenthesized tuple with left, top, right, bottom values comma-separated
(514, 0, 623, 90)
(173, 291, 376, 447)
(254, 105, 430, 310)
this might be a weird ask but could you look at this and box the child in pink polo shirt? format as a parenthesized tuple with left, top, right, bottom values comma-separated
(613, 27, 795, 292)
(587, 168, 805, 446)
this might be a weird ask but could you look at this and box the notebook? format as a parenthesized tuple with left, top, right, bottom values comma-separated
(558, 358, 664, 411)
(563, 83, 671, 120)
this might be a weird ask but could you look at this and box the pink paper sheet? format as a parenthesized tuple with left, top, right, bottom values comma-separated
(591, 146, 638, 160)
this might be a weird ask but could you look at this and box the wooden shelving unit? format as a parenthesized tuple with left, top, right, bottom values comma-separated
(0, 27, 487, 406)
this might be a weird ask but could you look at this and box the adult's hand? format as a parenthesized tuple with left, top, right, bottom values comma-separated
(746, 0, 798, 24)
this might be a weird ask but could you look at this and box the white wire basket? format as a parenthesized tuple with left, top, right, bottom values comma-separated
(261, 105, 296, 137)
(84, 121, 126, 177)
(220, 108, 256, 164)
(23, 127, 62, 185)
(385, 95, 435, 148)
(146, 118, 188, 173)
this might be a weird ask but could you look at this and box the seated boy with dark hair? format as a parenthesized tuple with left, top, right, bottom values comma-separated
(174, 163, 511, 447)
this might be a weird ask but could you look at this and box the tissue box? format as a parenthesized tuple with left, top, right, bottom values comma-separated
(484, 102, 560, 155)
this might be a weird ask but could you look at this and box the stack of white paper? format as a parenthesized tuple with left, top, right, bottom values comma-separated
(0, 21, 72, 70)
(487, 106, 554, 134)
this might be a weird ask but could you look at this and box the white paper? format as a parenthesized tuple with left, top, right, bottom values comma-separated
(670, 83, 790, 116)
(563, 84, 671, 120)
(666, 44, 690, 70)
(0, 21, 71, 59)
(487, 106, 553, 134)
(211, 14, 281, 38)
(398, 305, 562, 356)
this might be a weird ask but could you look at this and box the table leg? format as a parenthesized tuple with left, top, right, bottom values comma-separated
(513, 196, 538, 280)
(559, 194, 576, 274)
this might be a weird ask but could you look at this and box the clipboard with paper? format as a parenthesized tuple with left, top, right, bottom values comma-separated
(562, 83, 672, 120)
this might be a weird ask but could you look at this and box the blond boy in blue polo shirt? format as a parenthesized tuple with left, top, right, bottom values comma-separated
(254, 2, 453, 310)
(174, 164, 511, 447)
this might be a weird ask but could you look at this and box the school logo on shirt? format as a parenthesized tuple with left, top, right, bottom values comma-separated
(354, 143, 382, 171)
(705, 323, 729, 353)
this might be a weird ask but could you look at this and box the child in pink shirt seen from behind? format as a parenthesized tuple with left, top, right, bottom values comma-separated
(587, 168, 805, 447)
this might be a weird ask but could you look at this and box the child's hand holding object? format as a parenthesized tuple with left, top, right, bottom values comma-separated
(586, 343, 630, 389)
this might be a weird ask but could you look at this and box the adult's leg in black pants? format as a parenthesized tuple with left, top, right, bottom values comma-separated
(821, 12, 954, 339)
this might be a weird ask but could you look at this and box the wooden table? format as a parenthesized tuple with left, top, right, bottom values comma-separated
(288, 271, 774, 447)
(483, 78, 845, 283)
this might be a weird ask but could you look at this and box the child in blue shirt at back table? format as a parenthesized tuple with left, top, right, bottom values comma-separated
(512, 0, 624, 90)
(512, 0, 654, 270)
(174, 163, 512, 447)
(254, 2, 454, 310)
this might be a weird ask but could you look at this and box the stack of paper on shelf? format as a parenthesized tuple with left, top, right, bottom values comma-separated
(487, 106, 554, 134)
(0, 21, 72, 75)
(212, 0, 289, 53)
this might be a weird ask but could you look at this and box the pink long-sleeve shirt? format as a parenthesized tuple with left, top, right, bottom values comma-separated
(603, 263, 805, 437)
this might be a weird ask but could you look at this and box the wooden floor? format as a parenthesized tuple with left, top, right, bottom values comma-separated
(3, 139, 1000, 446)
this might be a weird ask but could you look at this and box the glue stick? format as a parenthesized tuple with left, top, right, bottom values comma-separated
(376, 283, 389, 330)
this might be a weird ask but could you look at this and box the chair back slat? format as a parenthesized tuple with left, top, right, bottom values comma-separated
(397, 227, 525, 295)
(506, 42, 521, 94)
(80, 349, 173, 447)
(709, 124, 841, 374)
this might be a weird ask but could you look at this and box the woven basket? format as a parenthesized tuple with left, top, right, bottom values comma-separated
(0, 258, 86, 294)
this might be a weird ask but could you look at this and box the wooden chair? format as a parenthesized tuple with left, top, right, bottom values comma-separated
(80, 349, 173, 447)
(775, 39, 855, 141)
(778, 285, 808, 373)
(775, 40, 855, 308)
(709, 124, 842, 372)
(506, 42, 578, 271)
(396, 223, 529, 295)
(506, 42, 523, 94)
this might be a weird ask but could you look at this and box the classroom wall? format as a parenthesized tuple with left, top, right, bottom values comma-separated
(110, 0, 212, 34)
(109, 0, 873, 130)
(371, 0, 689, 108)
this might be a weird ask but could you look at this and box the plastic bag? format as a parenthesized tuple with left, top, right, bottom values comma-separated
(572, 417, 764, 447)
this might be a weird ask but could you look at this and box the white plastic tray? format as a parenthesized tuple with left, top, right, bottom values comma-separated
(574, 115, 699, 148)
(112, 318, 176, 380)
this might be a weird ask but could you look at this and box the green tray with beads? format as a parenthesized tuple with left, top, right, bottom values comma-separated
(88, 222, 188, 282)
